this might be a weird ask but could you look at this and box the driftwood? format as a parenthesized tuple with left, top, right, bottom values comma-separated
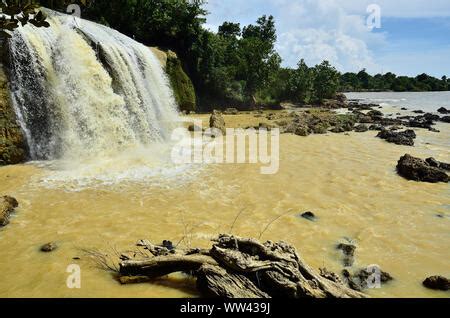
(118, 234, 367, 298)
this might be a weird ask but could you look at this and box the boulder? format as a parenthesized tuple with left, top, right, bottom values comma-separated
(41, 242, 58, 252)
(0, 196, 19, 227)
(423, 276, 450, 291)
(299, 211, 316, 222)
(377, 129, 416, 146)
(397, 154, 449, 183)
(437, 107, 449, 114)
(440, 116, 450, 123)
(209, 110, 226, 134)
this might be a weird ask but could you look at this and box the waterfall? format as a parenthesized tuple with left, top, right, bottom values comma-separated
(7, 11, 180, 162)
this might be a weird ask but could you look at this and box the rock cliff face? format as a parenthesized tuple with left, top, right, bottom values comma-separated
(150, 47, 196, 113)
(0, 56, 26, 166)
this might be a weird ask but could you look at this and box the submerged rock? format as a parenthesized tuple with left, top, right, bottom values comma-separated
(0, 196, 19, 227)
(397, 154, 449, 183)
(345, 267, 394, 291)
(337, 239, 357, 267)
(377, 129, 416, 146)
(423, 276, 450, 291)
(41, 242, 58, 252)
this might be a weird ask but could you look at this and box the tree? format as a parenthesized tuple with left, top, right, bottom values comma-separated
(312, 61, 340, 102)
(0, 0, 49, 39)
(237, 15, 281, 102)
(288, 59, 313, 104)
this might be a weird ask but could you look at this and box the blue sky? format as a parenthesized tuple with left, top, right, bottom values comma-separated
(204, 0, 450, 77)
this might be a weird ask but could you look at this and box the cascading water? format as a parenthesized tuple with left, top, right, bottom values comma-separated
(8, 11, 180, 162)
(6, 11, 190, 187)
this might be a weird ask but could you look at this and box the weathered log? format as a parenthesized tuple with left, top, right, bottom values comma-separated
(0, 196, 18, 227)
(118, 234, 367, 298)
(120, 254, 219, 278)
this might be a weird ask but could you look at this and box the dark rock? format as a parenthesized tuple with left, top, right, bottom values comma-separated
(423, 276, 450, 291)
(397, 154, 449, 183)
(409, 115, 435, 129)
(437, 107, 449, 114)
(428, 127, 440, 133)
(367, 110, 383, 119)
(300, 211, 316, 221)
(354, 124, 368, 132)
(413, 110, 425, 114)
(426, 158, 450, 171)
(337, 239, 357, 267)
(41, 242, 58, 252)
(424, 113, 440, 121)
(377, 129, 416, 146)
(401, 107, 408, 110)
(440, 116, 450, 123)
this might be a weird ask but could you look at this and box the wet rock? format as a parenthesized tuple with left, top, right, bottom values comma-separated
(346, 267, 394, 291)
(41, 242, 58, 252)
(0, 196, 19, 227)
(437, 107, 449, 114)
(401, 107, 408, 110)
(423, 276, 450, 291)
(397, 154, 449, 183)
(413, 110, 425, 114)
(426, 158, 450, 171)
(409, 115, 435, 129)
(367, 110, 383, 120)
(337, 239, 357, 267)
(162, 240, 175, 251)
(354, 124, 368, 133)
(428, 127, 440, 133)
(424, 113, 440, 121)
(210, 110, 226, 134)
(440, 116, 450, 123)
(300, 211, 316, 222)
(376, 129, 416, 146)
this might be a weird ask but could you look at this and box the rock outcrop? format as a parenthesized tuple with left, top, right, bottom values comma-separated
(397, 154, 449, 183)
(1, 62, 26, 166)
(0, 195, 19, 227)
(377, 129, 416, 146)
(423, 276, 450, 291)
(150, 48, 196, 113)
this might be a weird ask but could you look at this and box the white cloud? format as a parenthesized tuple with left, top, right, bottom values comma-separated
(205, 0, 450, 74)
